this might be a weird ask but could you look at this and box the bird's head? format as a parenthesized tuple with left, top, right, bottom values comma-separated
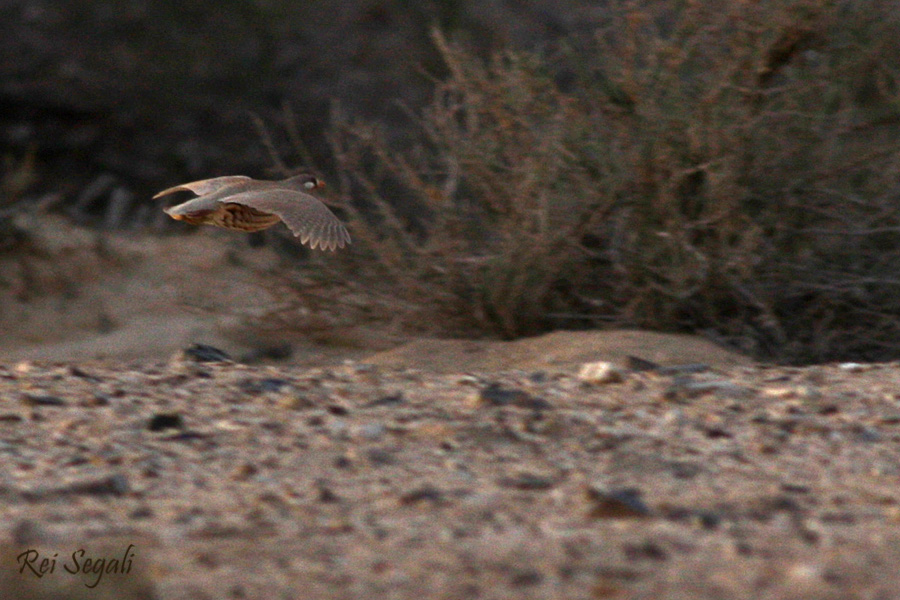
(286, 174, 325, 190)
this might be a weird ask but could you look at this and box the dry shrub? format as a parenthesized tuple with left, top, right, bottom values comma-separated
(319, 0, 900, 362)
(327, 32, 607, 339)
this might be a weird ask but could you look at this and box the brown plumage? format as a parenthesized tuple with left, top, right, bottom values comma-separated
(156, 174, 351, 251)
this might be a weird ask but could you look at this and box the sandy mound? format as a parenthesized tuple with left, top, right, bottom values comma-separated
(364, 330, 752, 373)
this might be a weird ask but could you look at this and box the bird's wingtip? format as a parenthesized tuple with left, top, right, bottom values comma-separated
(153, 185, 184, 200)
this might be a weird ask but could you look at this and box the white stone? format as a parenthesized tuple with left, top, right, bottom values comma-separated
(577, 362, 625, 384)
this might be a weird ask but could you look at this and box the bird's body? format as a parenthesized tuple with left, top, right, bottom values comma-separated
(156, 174, 351, 251)
(171, 201, 281, 232)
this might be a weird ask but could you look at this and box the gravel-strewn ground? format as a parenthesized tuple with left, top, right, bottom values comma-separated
(2, 355, 900, 599)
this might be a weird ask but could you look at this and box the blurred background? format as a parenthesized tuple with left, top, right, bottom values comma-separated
(1, 0, 600, 206)
(3, 0, 900, 364)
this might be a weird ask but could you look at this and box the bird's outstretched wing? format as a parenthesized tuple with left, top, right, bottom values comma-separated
(224, 189, 351, 251)
(153, 176, 252, 200)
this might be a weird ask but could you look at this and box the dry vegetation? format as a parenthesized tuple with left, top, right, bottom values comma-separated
(5, 0, 900, 365)
(288, 0, 900, 364)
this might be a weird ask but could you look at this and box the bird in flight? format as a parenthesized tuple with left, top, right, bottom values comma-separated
(156, 174, 351, 251)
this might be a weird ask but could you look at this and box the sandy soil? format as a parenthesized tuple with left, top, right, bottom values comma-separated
(0, 212, 386, 366)
(2, 218, 900, 599)
(2, 354, 900, 600)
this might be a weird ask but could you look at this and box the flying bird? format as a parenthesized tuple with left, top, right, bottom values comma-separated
(156, 174, 351, 251)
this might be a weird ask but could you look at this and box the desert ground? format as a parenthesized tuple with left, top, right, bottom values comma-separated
(1, 218, 900, 600)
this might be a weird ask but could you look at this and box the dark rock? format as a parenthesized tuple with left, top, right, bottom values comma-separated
(586, 486, 652, 519)
(23, 473, 130, 501)
(161, 431, 210, 443)
(84, 394, 111, 407)
(317, 484, 341, 503)
(780, 483, 810, 494)
(399, 485, 445, 506)
(668, 461, 702, 480)
(67, 365, 103, 381)
(147, 412, 183, 431)
(238, 377, 291, 395)
(365, 392, 405, 408)
(625, 355, 660, 371)
(477, 383, 549, 409)
(623, 541, 668, 561)
(658, 363, 710, 376)
(179, 344, 232, 363)
(130, 506, 154, 519)
(498, 472, 555, 491)
(510, 569, 543, 586)
(240, 344, 293, 362)
(11, 520, 43, 545)
(704, 426, 733, 439)
(21, 394, 66, 407)
(366, 448, 396, 466)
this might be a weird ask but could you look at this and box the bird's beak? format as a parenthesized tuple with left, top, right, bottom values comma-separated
(316, 180, 326, 189)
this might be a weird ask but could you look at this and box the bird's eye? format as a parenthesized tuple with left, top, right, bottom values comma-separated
(304, 179, 318, 189)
